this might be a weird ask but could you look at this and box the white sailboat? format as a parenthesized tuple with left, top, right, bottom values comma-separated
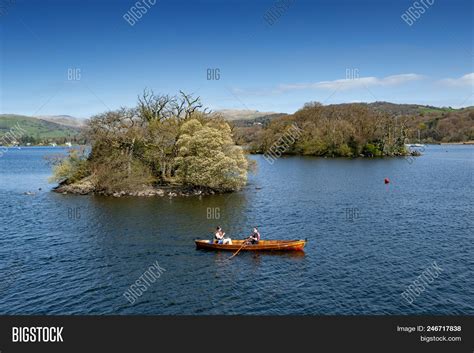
(406, 130, 425, 148)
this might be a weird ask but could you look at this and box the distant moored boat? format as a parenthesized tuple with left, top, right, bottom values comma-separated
(405, 143, 425, 148)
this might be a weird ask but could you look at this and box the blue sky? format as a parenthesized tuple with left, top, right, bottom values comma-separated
(0, 0, 473, 118)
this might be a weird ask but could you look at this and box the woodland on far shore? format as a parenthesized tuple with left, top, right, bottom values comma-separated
(232, 102, 474, 157)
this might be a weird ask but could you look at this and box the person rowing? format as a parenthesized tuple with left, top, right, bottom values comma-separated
(245, 227, 260, 245)
(214, 226, 232, 245)
(228, 227, 261, 259)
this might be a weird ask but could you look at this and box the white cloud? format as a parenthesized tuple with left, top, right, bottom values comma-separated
(277, 73, 425, 92)
(439, 73, 474, 87)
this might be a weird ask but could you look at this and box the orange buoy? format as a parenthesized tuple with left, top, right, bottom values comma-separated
(384, 178, 390, 184)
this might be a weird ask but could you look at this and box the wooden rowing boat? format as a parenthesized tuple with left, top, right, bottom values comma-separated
(195, 239, 306, 252)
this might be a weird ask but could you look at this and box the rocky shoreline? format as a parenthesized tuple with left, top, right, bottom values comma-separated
(52, 177, 219, 198)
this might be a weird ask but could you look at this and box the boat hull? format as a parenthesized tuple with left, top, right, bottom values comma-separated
(195, 239, 306, 252)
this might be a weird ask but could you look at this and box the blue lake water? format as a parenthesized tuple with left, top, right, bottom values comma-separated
(0, 145, 472, 314)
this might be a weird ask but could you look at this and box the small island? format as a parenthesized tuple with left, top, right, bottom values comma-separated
(50, 90, 250, 197)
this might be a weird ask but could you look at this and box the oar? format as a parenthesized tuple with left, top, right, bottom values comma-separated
(228, 238, 249, 260)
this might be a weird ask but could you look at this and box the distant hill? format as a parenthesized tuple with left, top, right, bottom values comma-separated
(35, 115, 86, 128)
(329, 102, 474, 142)
(214, 109, 289, 128)
(214, 109, 280, 121)
(231, 113, 289, 127)
(217, 103, 467, 125)
(0, 114, 82, 144)
(327, 101, 462, 116)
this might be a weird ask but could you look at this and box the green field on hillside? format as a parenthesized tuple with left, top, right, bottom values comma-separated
(0, 114, 81, 143)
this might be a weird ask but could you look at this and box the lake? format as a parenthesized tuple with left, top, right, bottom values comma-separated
(0, 145, 472, 315)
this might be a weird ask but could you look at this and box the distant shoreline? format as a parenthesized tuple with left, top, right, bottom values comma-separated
(439, 141, 474, 145)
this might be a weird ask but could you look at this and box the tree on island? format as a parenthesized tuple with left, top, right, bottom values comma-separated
(175, 118, 248, 191)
